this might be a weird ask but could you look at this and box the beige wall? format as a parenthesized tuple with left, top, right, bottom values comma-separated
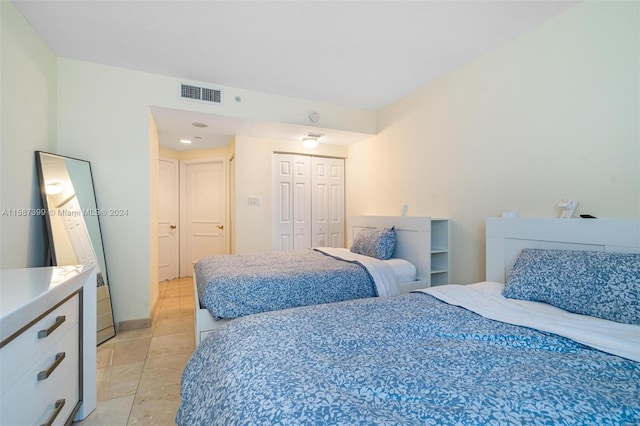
(347, 1, 640, 284)
(0, 1, 57, 268)
(234, 136, 348, 253)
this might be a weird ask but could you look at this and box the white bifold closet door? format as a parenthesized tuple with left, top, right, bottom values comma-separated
(310, 156, 344, 248)
(272, 153, 344, 251)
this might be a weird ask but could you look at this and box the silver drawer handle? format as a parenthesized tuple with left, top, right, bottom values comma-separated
(38, 316, 66, 338)
(40, 399, 65, 426)
(37, 352, 65, 381)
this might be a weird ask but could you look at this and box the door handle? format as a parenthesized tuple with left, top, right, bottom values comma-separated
(217, 225, 224, 230)
(170, 225, 176, 229)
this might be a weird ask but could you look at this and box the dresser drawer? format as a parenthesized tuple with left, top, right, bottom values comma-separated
(1, 323, 80, 426)
(0, 293, 79, 395)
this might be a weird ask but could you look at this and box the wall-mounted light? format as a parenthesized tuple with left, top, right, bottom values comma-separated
(302, 132, 324, 149)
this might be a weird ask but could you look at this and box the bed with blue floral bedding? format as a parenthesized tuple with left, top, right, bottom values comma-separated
(179, 248, 640, 424)
(177, 280, 640, 425)
(195, 247, 399, 319)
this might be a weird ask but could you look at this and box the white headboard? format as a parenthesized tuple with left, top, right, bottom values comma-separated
(348, 216, 431, 281)
(486, 218, 640, 283)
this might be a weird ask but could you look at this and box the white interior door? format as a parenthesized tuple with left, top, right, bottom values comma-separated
(292, 155, 312, 249)
(272, 154, 311, 250)
(158, 158, 179, 281)
(312, 157, 345, 248)
(180, 158, 226, 275)
(273, 153, 294, 250)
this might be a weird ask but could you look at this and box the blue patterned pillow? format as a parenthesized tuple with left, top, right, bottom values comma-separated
(350, 227, 396, 260)
(503, 248, 640, 325)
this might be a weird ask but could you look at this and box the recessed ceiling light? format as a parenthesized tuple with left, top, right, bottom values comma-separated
(194, 136, 202, 140)
(180, 139, 192, 144)
(192, 122, 208, 128)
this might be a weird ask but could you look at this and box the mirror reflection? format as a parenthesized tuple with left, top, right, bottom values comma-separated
(36, 151, 116, 345)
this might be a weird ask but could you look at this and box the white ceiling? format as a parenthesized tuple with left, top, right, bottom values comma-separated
(14, 0, 577, 150)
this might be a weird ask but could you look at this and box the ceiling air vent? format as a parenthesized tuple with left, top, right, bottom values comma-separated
(304, 132, 324, 139)
(180, 84, 222, 104)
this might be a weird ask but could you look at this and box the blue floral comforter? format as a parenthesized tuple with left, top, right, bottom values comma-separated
(195, 249, 377, 319)
(177, 292, 640, 425)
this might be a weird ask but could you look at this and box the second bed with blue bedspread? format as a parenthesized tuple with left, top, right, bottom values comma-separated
(195, 249, 378, 319)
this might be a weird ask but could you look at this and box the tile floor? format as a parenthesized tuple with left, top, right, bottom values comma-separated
(76, 277, 195, 426)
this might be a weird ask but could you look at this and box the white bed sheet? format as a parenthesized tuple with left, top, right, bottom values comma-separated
(315, 247, 401, 296)
(420, 282, 640, 362)
(383, 258, 417, 282)
(323, 248, 416, 282)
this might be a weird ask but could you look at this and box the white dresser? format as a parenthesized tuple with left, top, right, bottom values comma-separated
(0, 265, 97, 425)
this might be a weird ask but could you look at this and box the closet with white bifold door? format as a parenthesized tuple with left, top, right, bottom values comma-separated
(273, 153, 345, 251)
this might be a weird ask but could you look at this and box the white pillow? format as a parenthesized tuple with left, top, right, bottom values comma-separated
(384, 258, 417, 282)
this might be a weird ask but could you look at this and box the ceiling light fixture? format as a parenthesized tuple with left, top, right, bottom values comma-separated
(302, 137, 319, 149)
(192, 122, 208, 128)
(180, 139, 192, 144)
(302, 132, 324, 149)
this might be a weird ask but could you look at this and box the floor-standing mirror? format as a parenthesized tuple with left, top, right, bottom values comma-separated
(36, 151, 116, 345)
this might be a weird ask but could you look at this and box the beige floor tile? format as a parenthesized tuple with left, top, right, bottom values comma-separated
(164, 297, 194, 311)
(153, 316, 194, 337)
(96, 341, 114, 369)
(178, 279, 193, 288)
(161, 296, 181, 308)
(147, 331, 194, 359)
(178, 296, 194, 309)
(74, 394, 135, 426)
(137, 352, 191, 393)
(179, 286, 193, 297)
(111, 337, 152, 366)
(127, 384, 181, 426)
(164, 286, 181, 298)
(102, 362, 145, 401)
(96, 367, 110, 402)
(112, 327, 155, 343)
(157, 306, 193, 321)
